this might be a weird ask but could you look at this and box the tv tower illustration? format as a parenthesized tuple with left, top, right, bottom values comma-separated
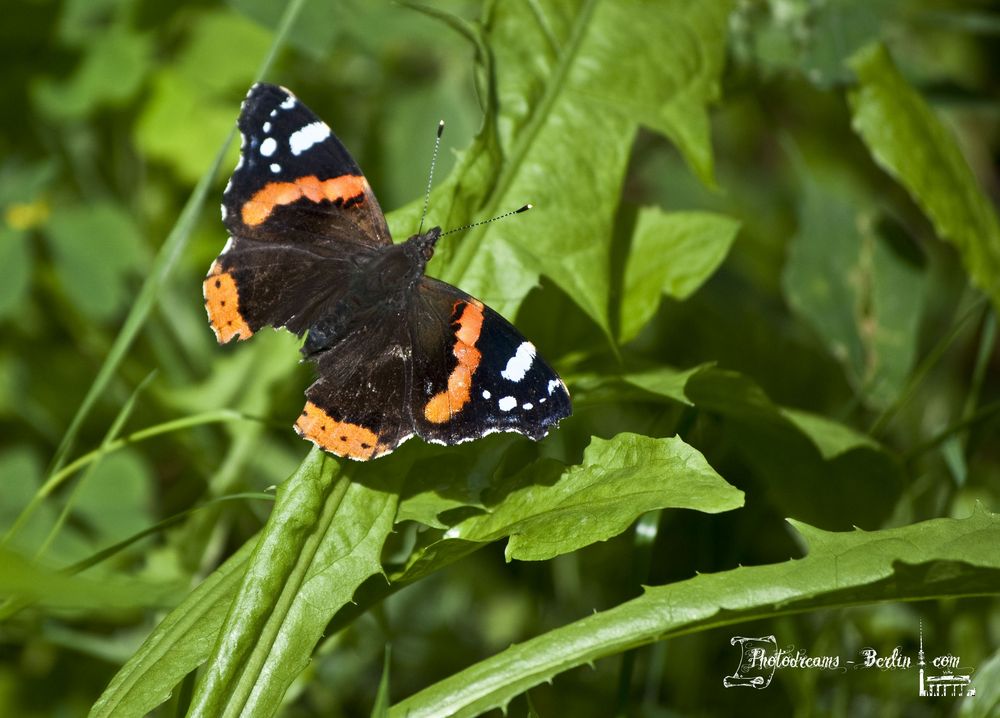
(918, 621, 926, 697)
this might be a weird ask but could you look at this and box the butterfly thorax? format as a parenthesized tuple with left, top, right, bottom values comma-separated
(300, 227, 441, 358)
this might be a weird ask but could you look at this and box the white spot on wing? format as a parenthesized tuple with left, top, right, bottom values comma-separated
(220, 204, 227, 220)
(547, 379, 561, 395)
(270, 163, 281, 173)
(260, 137, 277, 157)
(482, 390, 491, 399)
(280, 95, 296, 110)
(522, 402, 533, 410)
(289, 121, 331, 155)
(500, 342, 536, 382)
(498, 396, 516, 412)
(262, 121, 271, 133)
(222, 237, 235, 253)
(270, 109, 277, 117)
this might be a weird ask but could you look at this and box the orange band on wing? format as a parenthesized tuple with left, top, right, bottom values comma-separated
(295, 401, 388, 461)
(241, 174, 368, 226)
(424, 299, 485, 424)
(204, 262, 252, 343)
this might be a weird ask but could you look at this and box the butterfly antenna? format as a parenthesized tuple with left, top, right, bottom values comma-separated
(441, 204, 533, 237)
(418, 120, 445, 235)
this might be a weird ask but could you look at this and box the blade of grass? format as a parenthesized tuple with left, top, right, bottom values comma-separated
(35, 371, 158, 561)
(0, 492, 273, 622)
(41, 0, 311, 496)
(869, 295, 987, 436)
(2, 409, 266, 548)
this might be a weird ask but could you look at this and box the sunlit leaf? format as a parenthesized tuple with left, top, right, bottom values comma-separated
(849, 43, 1000, 311)
(448, 433, 742, 561)
(392, 508, 1000, 718)
(620, 208, 739, 342)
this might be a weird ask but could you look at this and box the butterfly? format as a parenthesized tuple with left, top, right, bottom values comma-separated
(204, 83, 571, 460)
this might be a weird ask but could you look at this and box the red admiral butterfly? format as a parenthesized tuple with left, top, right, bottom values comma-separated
(204, 83, 571, 460)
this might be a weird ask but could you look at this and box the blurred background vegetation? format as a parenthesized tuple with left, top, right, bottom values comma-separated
(1, 0, 998, 716)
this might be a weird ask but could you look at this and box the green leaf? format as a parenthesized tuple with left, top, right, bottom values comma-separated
(621, 364, 901, 527)
(447, 433, 743, 562)
(33, 27, 152, 120)
(959, 645, 1000, 718)
(397, 0, 731, 340)
(187, 450, 403, 718)
(685, 368, 902, 528)
(620, 208, 739, 342)
(848, 43, 1000, 311)
(135, 74, 239, 185)
(782, 167, 925, 407)
(43, 202, 145, 321)
(88, 538, 256, 718)
(175, 11, 273, 94)
(135, 10, 270, 182)
(391, 508, 1000, 718)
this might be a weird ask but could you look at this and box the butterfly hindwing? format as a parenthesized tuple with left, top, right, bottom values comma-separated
(409, 278, 572, 445)
(295, 315, 414, 461)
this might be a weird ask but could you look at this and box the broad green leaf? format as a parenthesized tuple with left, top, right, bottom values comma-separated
(621, 364, 900, 527)
(395, 438, 517, 528)
(685, 369, 903, 528)
(620, 209, 739, 342)
(777, 408, 879, 460)
(621, 364, 706, 406)
(396, 0, 731, 339)
(445, 433, 742, 562)
(43, 202, 145, 321)
(136, 11, 270, 182)
(782, 168, 925, 407)
(135, 73, 240, 184)
(959, 646, 1000, 718)
(187, 450, 403, 718)
(34, 27, 152, 120)
(391, 508, 1000, 718)
(89, 537, 256, 718)
(849, 44, 1000, 311)
(175, 11, 273, 94)
(623, 364, 880, 459)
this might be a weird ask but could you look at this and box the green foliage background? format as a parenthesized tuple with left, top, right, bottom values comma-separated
(1, 0, 998, 716)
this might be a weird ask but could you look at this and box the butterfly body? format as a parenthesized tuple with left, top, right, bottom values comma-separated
(205, 83, 571, 460)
